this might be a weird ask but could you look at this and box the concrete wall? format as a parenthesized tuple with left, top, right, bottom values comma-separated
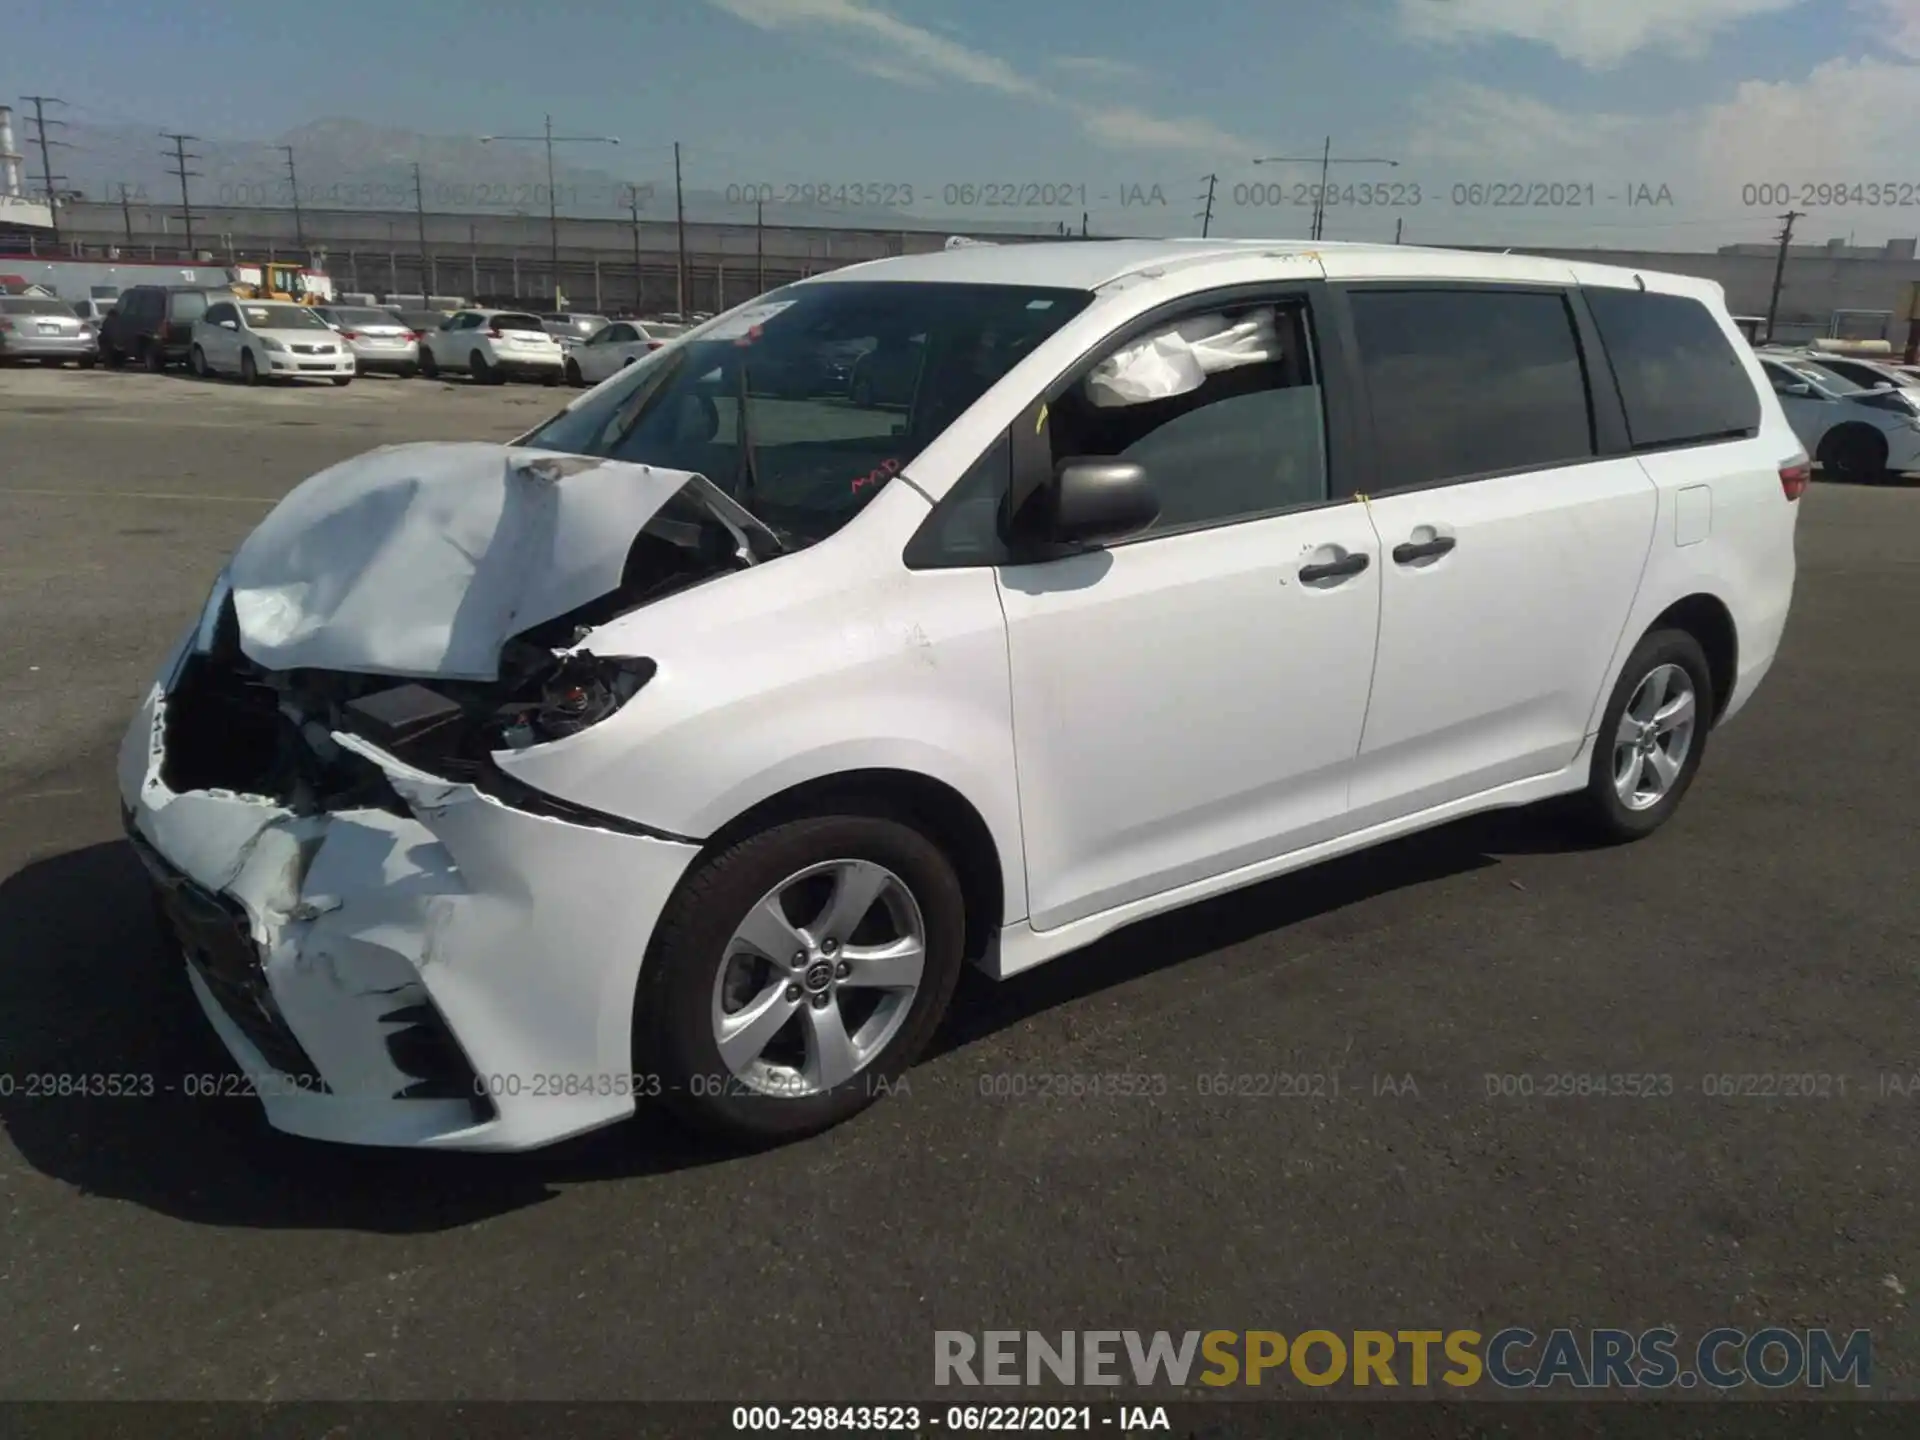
(18, 202, 1920, 334)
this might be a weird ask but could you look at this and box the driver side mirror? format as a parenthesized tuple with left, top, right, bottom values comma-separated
(219, 319, 238, 330)
(1025, 460, 1161, 549)
(1775, 380, 1813, 398)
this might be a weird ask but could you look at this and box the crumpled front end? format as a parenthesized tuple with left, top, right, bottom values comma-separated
(119, 646, 699, 1151)
(111, 442, 774, 1151)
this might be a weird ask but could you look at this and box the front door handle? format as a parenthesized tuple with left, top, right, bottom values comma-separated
(1298, 552, 1370, 584)
(1392, 536, 1457, 564)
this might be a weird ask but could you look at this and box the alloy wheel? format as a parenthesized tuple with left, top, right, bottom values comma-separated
(710, 858, 927, 1097)
(1612, 663, 1697, 811)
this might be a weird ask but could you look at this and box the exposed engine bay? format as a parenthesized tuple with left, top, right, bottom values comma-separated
(161, 446, 777, 822)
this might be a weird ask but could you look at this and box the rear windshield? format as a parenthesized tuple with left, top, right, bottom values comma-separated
(390, 311, 442, 329)
(492, 313, 547, 332)
(0, 298, 71, 315)
(328, 308, 394, 326)
(1585, 288, 1761, 450)
(522, 280, 1093, 546)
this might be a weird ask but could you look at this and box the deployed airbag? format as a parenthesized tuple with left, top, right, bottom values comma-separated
(1085, 307, 1279, 407)
(228, 443, 704, 681)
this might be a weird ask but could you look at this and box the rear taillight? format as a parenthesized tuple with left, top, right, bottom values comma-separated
(1780, 457, 1811, 501)
(0, 319, 13, 332)
(487, 328, 502, 339)
(339, 330, 358, 340)
(401, 330, 418, 342)
(646, 339, 662, 351)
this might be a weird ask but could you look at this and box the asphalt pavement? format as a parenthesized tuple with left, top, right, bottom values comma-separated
(0, 365, 1916, 1403)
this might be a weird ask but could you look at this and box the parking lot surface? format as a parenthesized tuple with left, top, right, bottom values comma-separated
(1, 367, 1917, 1400)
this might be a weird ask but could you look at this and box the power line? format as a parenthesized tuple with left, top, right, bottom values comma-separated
(21, 96, 70, 243)
(160, 132, 202, 254)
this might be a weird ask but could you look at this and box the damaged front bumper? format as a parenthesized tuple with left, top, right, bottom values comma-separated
(117, 652, 700, 1152)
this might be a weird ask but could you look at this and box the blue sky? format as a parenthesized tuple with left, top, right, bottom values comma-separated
(7, 0, 1920, 246)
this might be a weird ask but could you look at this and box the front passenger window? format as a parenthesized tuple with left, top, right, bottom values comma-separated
(1045, 301, 1329, 535)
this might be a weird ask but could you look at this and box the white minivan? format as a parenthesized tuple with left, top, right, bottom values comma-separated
(122, 240, 1802, 1152)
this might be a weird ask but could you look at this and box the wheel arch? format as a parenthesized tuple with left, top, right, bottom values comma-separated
(1648, 592, 1739, 723)
(686, 768, 1007, 967)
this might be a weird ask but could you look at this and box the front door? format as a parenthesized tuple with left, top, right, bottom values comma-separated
(994, 289, 1382, 931)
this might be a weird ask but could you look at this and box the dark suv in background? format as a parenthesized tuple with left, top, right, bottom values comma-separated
(99, 285, 231, 372)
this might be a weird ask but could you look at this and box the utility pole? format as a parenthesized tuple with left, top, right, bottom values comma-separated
(21, 97, 69, 244)
(119, 183, 135, 245)
(1196, 172, 1217, 237)
(279, 144, 305, 252)
(1394, 216, 1403, 244)
(1765, 209, 1805, 345)
(673, 140, 688, 316)
(1253, 137, 1398, 242)
(626, 183, 644, 314)
(160, 133, 202, 256)
(1081, 211, 1088, 238)
(755, 196, 765, 294)
(481, 116, 619, 310)
(412, 163, 431, 299)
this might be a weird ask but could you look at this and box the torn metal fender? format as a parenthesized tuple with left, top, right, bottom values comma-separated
(227, 442, 710, 681)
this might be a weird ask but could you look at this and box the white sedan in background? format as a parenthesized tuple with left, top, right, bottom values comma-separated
(418, 310, 565, 384)
(564, 319, 688, 387)
(1758, 354, 1920, 481)
(314, 305, 421, 378)
(190, 299, 356, 385)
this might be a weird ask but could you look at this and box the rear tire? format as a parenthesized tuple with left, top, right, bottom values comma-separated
(565, 358, 584, 387)
(470, 350, 498, 384)
(418, 347, 440, 379)
(637, 814, 966, 1144)
(144, 342, 166, 374)
(102, 340, 125, 369)
(1575, 628, 1714, 844)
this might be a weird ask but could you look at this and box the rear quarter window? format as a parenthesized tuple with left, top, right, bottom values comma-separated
(1585, 288, 1761, 450)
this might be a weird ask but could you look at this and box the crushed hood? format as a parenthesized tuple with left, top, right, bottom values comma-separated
(228, 443, 767, 681)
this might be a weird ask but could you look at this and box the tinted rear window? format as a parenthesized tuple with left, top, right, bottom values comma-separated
(492, 313, 546, 332)
(1349, 288, 1596, 487)
(0, 298, 71, 315)
(329, 308, 393, 326)
(1585, 288, 1760, 449)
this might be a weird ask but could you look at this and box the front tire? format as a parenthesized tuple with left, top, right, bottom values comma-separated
(331, 375, 353, 387)
(418, 347, 439, 379)
(188, 345, 208, 378)
(470, 350, 499, 384)
(565, 358, 584, 387)
(1576, 628, 1715, 843)
(1818, 424, 1890, 484)
(239, 350, 259, 386)
(638, 815, 966, 1144)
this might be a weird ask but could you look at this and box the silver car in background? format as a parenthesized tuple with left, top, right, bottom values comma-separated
(314, 305, 421, 378)
(0, 296, 98, 367)
(541, 312, 609, 349)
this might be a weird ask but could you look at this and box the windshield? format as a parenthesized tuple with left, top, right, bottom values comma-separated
(521, 280, 1092, 546)
(1791, 362, 1862, 393)
(0, 298, 72, 316)
(244, 303, 330, 330)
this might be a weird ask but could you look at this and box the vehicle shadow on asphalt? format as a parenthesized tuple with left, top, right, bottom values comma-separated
(0, 806, 1587, 1232)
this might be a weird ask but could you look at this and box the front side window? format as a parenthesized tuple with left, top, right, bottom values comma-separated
(521, 281, 1092, 546)
(1350, 288, 1596, 488)
(1039, 300, 1328, 535)
(204, 302, 236, 326)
